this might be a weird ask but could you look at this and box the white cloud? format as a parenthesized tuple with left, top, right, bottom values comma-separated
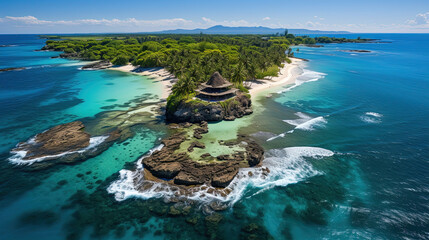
(1, 14, 429, 34)
(2, 16, 52, 24)
(201, 17, 211, 22)
(0, 15, 256, 33)
(406, 12, 429, 25)
(0, 15, 193, 26)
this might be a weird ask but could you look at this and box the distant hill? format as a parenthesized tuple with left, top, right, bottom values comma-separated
(155, 25, 351, 35)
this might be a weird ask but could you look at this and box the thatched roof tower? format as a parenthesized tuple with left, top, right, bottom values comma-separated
(196, 72, 237, 101)
(201, 72, 233, 88)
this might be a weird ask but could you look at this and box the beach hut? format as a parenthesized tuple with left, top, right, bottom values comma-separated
(196, 72, 237, 101)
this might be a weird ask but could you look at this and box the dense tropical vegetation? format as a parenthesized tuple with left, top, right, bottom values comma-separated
(42, 33, 368, 111)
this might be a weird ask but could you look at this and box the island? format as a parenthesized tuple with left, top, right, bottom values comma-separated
(9, 33, 369, 196)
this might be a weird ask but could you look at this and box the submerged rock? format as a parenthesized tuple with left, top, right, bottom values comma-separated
(0, 67, 26, 72)
(187, 141, 205, 152)
(140, 123, 264, 188)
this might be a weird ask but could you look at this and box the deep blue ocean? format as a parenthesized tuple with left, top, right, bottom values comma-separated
(0, 34, 428, 240)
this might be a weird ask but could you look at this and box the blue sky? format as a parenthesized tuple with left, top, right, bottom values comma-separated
(1, 0, 428, 33)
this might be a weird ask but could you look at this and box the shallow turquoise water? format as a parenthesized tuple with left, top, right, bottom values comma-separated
(0, 34, 428, 240)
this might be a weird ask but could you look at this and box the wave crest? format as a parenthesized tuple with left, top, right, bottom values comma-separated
(8, 136, 108, 165)
(267, 112, 327, 141)
(277, 69, 327, 93)
(360, 112, 383, 124)
(107, 146, 334, 206)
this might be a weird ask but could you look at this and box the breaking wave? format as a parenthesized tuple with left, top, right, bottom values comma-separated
(25, 64, 56, 70)
(277, 69, 327, 93)
(8, 136, 109, 165)
(107, 146, 334, 206)
(267, 112, 327, 141)
(360, 112, 383, 124)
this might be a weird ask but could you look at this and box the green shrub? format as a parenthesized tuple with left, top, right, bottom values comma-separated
(238, 85, 249, 93)
(112, 55, 129, 65)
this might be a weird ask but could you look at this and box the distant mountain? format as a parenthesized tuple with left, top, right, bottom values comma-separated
(155, 25, 351, 35)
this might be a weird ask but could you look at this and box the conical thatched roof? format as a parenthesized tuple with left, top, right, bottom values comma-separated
(201, 72, 232, 89)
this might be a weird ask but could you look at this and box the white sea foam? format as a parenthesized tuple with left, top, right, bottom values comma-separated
(267, 112, 327, 141)
(360, 112, 383, 124)
(365, 112, 383, 118)
(277, 69, 327, 93)
(25, 65, 55, 70)
(107, 146, 334, 206)
(135, 144, 164, 169)
(8, 136, 109, 165)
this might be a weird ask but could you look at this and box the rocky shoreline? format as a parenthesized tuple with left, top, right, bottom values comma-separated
(167, 93, 253, 123)
(81, 60, 113, 70)
(10, 121, 123, 169)
(141, 121, 264, 188)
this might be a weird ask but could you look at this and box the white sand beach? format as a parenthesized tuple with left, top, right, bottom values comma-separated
(247, 58, 304, 95)
(107, 64, 178, 100)
(108, 58, 303, 100)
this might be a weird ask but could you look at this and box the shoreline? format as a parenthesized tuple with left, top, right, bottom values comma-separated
(108, 58, 304, 102)
(248, 58, 304, 96)
(107, 64, 177, 100)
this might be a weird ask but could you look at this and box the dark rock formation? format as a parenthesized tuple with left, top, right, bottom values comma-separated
(143, 132, 187, 179)
(167, 93, 252, 123)
(193, 121, 208, 139)
(18, 121, 91, 159)
(11, 121, 122, 168)
(81, 60, 113, 70)
(244, 139, 264, 167)
(0, 67, 26, 72)
(141, 124, 264, 188)
(59, 52, 80, 59)
(187, 141, 205, 152)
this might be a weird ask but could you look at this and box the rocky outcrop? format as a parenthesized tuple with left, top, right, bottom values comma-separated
(167, 93, 252, 123)
(81, 60, 113, 70)
(0, 67, 26, 72)
(18, 121, 91, 159)
(142, 123, 264, 188)
(187, 141, 205, 152)
(174, 161, 239, 187)
(59, 52, 80, 59)
(11, 121, 122, 168)
(242, 135, 264, 167)
(193, 121, 208, 139)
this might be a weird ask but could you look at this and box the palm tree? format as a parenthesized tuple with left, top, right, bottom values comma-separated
(231, 63, 246, 86)
(172, 74, 195, 97)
